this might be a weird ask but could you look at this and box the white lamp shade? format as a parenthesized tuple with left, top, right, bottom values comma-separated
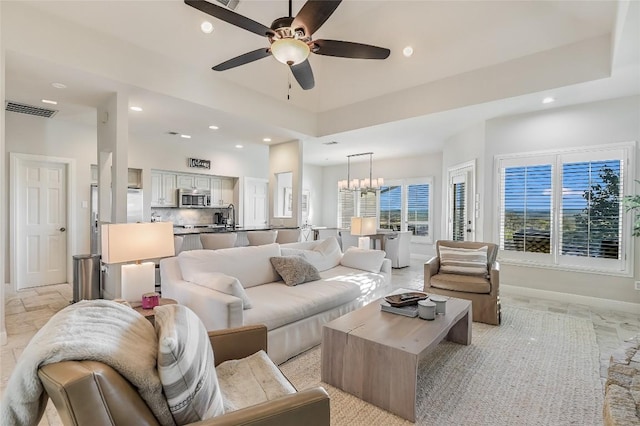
(101, 222, 175, 264)
(271, 38, 310, 65)
(351, 216, 377, 236)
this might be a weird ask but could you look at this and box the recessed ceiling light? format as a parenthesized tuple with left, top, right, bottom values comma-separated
(235, 144, 243, 149)
(402, 46, 414, 57)
(51, 82, 67, 89)
(41, 99, 57, 105)
(209, 125, 219, 130)
(263, 137, 272, 142)
(542, 97, 555, 104)
(180, 134, 191, 139)
(201, 21, 214, 34)
(130, 106, 143, 112)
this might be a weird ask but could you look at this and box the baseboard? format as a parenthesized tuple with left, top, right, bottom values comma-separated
(501, 284, 640, 314)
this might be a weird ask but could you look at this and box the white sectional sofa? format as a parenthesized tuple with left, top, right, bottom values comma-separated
(160, 237, 391, 364)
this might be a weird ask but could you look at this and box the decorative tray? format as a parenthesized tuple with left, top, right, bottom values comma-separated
(384, 292, 428, 307)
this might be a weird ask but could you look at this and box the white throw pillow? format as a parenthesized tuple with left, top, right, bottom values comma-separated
(154, 304, 224, 425)
(190, 272, 252, 309)
(439, 245, 488, 277)
(215, 350, 296, 413)
(340, 247, 386, 273)
(281, 237, 342, 272)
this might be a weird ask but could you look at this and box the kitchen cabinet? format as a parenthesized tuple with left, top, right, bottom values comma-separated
(151, 171, 177, 207)
(211, 177, 234, 206)
(177, 174, 211, 191)
(90, 165, 142, 189)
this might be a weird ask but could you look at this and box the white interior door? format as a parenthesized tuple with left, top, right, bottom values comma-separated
(17, 159, 68, 289)
(447, 161, 476, 241)
(244, 177, 268, 227)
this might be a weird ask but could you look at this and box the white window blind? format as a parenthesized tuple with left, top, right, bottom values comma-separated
(407, 183, 430, 238)
(452, 182, 466, 241)
(496, 143, 633, 275)
(337, 190, 355, 229)
(560, 159, 622, 259)
(359, 191, 378, 218)
(379, 185, 402, 230)
(500, 164, 552, 253)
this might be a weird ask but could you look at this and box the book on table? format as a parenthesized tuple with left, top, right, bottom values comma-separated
(380, 301, 419, 317)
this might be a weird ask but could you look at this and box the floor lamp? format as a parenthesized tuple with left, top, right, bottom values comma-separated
(101, 222, 175, 303)
(351, 217, 377, 249)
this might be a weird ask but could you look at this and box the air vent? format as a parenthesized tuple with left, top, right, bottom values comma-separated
(5, 101, 58, 118)
(215, 0, 239, 10)
(166, 131, 180, 135)
(323, 141, 339, 145)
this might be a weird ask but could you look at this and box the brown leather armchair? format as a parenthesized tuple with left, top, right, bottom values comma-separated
(423, 240, 501, 325)
(38, 325, 330, 426)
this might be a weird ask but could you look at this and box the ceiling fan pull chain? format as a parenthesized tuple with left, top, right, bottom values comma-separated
(287, 73, 292, 100)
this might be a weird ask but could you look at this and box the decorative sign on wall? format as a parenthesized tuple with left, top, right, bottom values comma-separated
(187, 158, 211, 169)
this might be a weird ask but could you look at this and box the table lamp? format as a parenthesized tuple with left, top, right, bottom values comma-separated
(351, 217, 377, 249)
(101, 222, 174, 303)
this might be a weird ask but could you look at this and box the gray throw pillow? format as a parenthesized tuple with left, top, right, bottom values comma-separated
(270, 255, 321, 286)
(155, 304, 225, 425)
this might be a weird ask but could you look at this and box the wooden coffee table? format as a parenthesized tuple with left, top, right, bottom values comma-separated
(321, 296, 472, 422)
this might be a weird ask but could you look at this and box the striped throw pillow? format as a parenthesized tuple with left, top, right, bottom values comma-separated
(439, 245, 489, 277)
(155, 304, 224, 425)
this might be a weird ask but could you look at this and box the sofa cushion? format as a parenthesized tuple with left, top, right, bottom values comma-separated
(280, 236, 342, 272)
(439, 245, 488, 277)
(190, 272, 252, 309)
(430, 273, 491, 294)
(215, 350, 296, 412)
(154, 304, 224, 425)
(178, 243, 281, 288)
(340, 247, 386, 273)
(270, 256, 321, 286)
(243, 280, 361, 330)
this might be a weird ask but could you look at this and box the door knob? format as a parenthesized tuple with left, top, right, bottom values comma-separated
(59, 227, 66, 232)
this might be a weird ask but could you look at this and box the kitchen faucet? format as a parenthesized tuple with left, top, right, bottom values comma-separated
(227, 203, 235, 229)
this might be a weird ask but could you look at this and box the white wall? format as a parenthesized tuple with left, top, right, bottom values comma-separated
(482, 95, 640, 304)
(302, 163, 323, 226)
(442, 122, 487, 241)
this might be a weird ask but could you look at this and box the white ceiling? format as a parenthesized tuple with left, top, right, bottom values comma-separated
(3, 0, 639, 165)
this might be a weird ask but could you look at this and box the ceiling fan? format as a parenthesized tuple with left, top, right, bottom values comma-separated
(185, 0, 391, 90)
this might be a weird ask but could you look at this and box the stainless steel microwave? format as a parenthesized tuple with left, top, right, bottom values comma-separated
(178, 189, 212, 208)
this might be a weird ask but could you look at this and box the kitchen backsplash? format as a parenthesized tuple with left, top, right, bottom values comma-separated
(152, 207, 230, 226)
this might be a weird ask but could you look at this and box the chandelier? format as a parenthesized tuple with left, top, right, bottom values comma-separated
(337, 152, 384, 194)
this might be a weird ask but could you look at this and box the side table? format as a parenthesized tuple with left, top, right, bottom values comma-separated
(132, 298, 177, 325)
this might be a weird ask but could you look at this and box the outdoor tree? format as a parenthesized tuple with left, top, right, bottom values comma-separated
(574, 165, 620, 258)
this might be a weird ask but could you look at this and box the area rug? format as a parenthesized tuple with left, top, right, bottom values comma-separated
(279, 305, 603, 425)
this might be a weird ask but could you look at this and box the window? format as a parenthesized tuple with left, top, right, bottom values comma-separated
(496, 144, 634, 274)
(378, 177, 433, 243)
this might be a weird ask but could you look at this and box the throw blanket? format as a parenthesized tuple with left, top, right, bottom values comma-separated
(0, 300, 175, 426)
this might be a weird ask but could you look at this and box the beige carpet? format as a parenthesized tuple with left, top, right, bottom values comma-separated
(279, 306, 603, 425)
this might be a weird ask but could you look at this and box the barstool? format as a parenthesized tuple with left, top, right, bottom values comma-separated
(275, 229, 301, 244)
(247, 230, 278, 246)
(200, 233, 237, 250)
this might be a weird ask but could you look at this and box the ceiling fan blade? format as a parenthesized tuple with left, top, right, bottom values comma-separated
(290, 59, 315, 90)
(313, 39, 390, 59)
(212, 48, 271, 71)
(292, 0, 342, 36)
(185, 0, 273, 37)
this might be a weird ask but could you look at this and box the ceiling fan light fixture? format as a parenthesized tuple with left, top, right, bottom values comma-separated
(271, 38, 310, 65)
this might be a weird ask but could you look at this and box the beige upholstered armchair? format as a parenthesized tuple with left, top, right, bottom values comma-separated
(424, 240, 500, 325)
(38, 325, 330, 426)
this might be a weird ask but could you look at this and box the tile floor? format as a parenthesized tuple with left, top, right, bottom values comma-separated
(1, 257, 638, 425)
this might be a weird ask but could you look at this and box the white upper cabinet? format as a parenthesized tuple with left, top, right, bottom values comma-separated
(176, 174, 211, 191)
(211, 177, 234, 206)
(151, 171, 177, 207)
